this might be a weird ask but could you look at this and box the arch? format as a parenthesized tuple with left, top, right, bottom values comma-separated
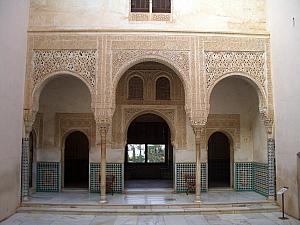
(125, 110, 176, 145)
(207, 130, 234, 148)
(124, 112, 174, 185)
(61, 128, 91, 148)
(156, 76, 171, 100)
(113, 56, 188, 105)
(208, 131, 232, 188)
(127, 75, 144, 100)
(207, 72, 267, 110)
(31, 71, 95, 112)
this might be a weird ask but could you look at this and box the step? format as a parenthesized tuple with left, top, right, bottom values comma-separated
(18, 202, 280, 215)
(124, 188, 174, 195)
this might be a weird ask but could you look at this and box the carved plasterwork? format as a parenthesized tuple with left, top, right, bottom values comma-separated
(114, 105, 187, 149)
(205, 51, 265, 90)
(32, 113, 43, 148)
(55, 113, 96, 147)
(32, 50, 96, 90)
(129, 13, 171, 22)
(111, 50, 190, 87)
(206, 114, 240, 152)
(124, 107, 176, 127)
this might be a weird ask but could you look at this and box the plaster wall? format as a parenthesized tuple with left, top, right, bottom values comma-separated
(29, 0, 266, 33)
(38, 75, 93, 162)
(209, 77, 266, 163)
(267, 0, 300, 218)
(0, 0, 29, 221)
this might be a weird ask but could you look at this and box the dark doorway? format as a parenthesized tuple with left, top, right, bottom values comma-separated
(208, 132, 231, 188)
(125, 113, 173, 189)
(64, 131, 89, 188)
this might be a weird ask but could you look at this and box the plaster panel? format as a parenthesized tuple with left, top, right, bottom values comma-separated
(175, 149, 196, 163)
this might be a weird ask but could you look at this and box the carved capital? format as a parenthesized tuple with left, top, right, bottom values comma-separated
(192, 125, 206, 143)
(96, 122, 110, 138)
(259, 107, 274, 135)
(23, 109, 36, 135)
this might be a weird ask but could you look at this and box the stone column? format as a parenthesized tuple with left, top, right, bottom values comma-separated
(260, 109, 276, 200)
(97, 123, 109, 203)
(192, 125, 205, 203)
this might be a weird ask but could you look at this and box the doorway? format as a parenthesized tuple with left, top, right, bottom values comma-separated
(64, 131, 89, 188)
(124, 113, 173, 189)
(208, 132, 231, 188)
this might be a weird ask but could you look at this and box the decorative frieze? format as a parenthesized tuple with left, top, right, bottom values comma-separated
(54, 113, 95, 147)
(32, 50, 96, 89)
(112, 50, 190, 84)
(123, 107, 176, 126)
(206, 114, 240, 151)
(205, 51, 265, 90)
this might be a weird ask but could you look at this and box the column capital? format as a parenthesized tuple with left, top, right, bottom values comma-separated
(192, 124, 206, 143)
(23, 109, 36, 136)
(96, 123, 110, 143)
(259, 107, 274, 136)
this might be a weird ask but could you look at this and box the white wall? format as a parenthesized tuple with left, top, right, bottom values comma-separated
(0, 0, 29, 221)
(267, 0, 300, 219)
(29, 0, 266, 33)
(209, 77, 266, 163)
(39, 75, 92, 162)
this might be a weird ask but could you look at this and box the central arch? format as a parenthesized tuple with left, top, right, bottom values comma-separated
(112, 56, 190, 112)
(124, 113, 173, 189)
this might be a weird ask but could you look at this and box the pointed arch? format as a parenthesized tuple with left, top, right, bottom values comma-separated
(31, 71, 95, 112)
(207, 72, 267, 110)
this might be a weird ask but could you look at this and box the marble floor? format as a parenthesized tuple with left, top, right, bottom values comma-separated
(26, 190, 267, 205)
(1, 212, 300, 225)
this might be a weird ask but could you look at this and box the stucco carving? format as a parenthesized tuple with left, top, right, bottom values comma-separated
(206, 114, 240, 151)
(112, 50, 190, 85)
(32, 113, 43, 148)
(124, 107, 176, 126)
(55, 113, 95, 147)
(205, 51, 265, 90)
(32, 50, 96, 89)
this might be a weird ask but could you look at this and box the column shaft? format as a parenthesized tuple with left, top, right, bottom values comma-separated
(193, 125, 203, 203)
(195, 139, 201, 202)
(99, 126, 108, 203)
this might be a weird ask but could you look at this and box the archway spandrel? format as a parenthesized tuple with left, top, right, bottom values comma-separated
(111, 50, 190, 89)
(205, 51, 266, 92)
(32, 50, 97, 92)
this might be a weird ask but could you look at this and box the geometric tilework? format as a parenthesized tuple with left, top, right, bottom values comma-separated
(21, 138, 30, 199)
(89, 163, 123, 193)
(235, 162, 253, 191)
(36, 162, 60, 192)
(253, 162, 268, 197)
(201, 163, 207, 192)
(175, 163, 207, 193)
(267, 138, 276, 198)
